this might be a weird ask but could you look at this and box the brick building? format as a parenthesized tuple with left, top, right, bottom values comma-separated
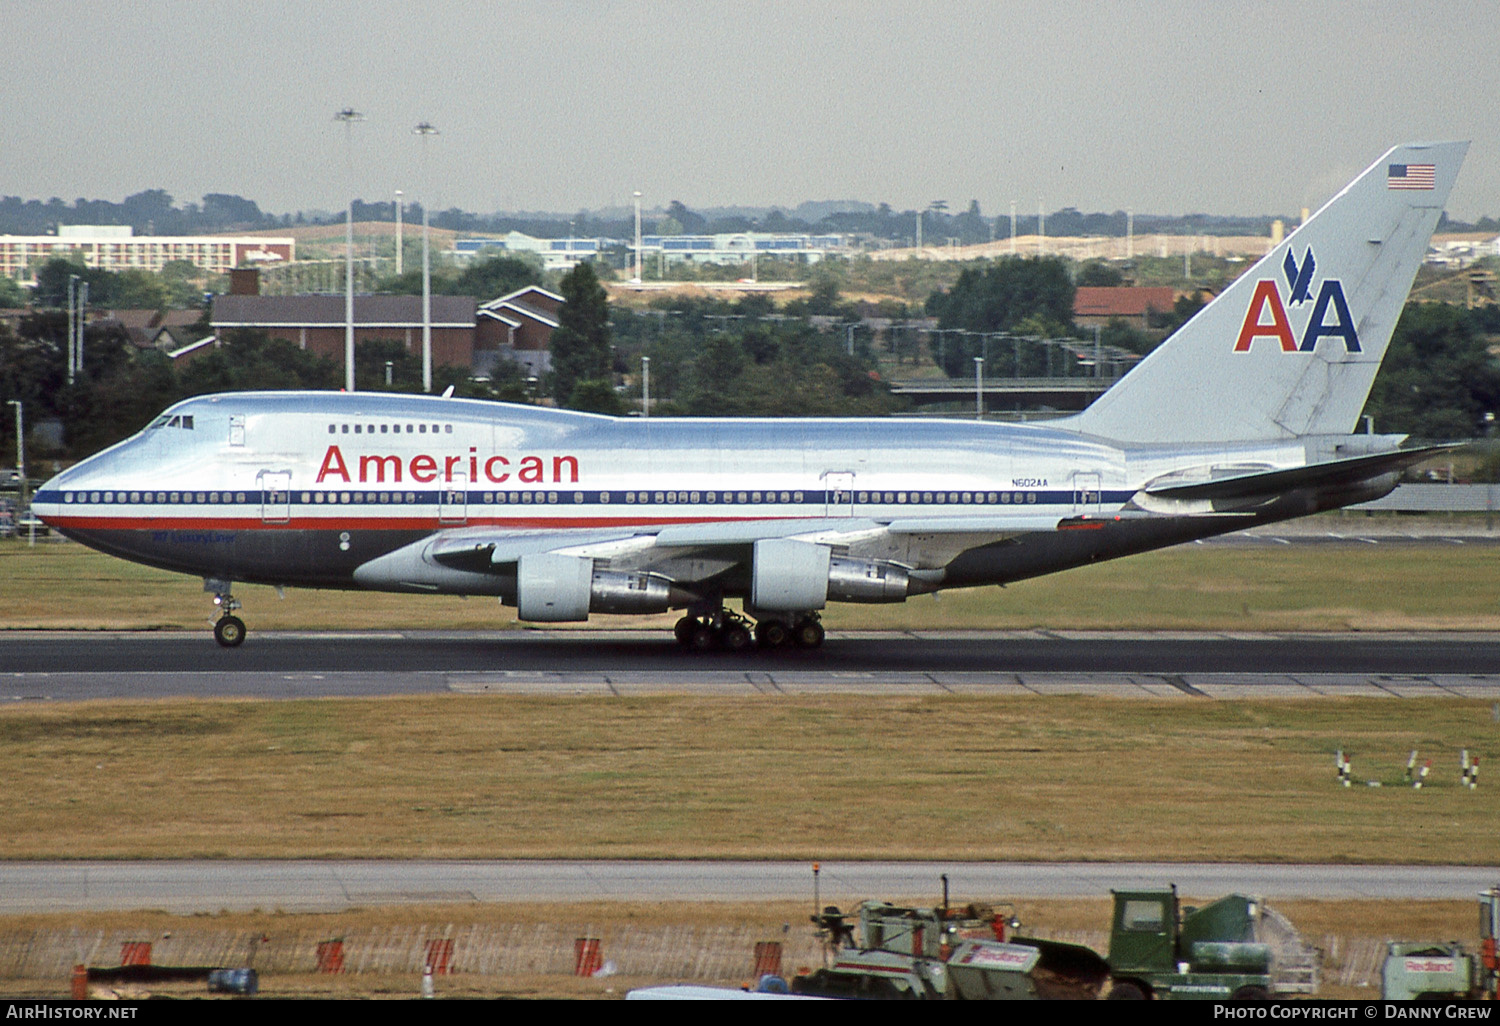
(210, 294, 480, 369)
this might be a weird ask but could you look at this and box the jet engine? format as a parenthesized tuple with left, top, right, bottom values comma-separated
(750, 539, 914, 610)
(515, 553, 675, 622)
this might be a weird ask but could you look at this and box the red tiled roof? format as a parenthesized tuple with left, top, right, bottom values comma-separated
(1073, 287, 1176, 318)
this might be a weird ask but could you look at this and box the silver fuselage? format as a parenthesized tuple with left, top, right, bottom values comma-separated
(33, 390, 1352, 604)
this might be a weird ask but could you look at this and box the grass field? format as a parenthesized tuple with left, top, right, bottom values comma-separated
(1, 694, 1494, 862)
(2, 529, 1498, 632)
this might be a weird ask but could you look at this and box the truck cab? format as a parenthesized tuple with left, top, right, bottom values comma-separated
(1106, 887, 1275, 1000)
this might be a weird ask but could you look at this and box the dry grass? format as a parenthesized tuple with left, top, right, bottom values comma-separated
(0, 695, 1494, 862)
(3, 533, 1499, 632)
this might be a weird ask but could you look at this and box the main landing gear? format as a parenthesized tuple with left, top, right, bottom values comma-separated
(209, 583, 246, 648)
(673, 608, 824, 653)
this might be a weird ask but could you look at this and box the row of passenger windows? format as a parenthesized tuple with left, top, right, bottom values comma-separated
(65, 491, 248, 504)
(63, 489, 1044, 506)
(329, 423, 454, 435)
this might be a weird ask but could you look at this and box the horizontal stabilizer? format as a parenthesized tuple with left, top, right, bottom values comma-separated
(1144, 445, 1452, 502)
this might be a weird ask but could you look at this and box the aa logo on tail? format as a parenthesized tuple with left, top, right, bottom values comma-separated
(1233, 247, 1360, 354)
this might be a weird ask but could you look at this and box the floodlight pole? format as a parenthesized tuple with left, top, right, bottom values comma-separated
(66, 275, 78, 385)
(335, 107, 365, 392)
(414, 122, 440, 393)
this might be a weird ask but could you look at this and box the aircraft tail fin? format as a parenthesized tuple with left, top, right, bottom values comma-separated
(1065, 142, 1468, 444)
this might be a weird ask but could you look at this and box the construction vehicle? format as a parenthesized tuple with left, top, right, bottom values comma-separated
(1105, 887, 1293, 1000)
(790, 896, 1110, 1000)
(784, 871, 1316, 1001)
(1380, 884, 1500, 1000)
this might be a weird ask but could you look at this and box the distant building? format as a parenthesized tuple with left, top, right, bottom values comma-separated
(0, 226, 295, 282)
(454, 232, 603, 272)
(103, 309, 208, 356)
(209, 284, 565, 377)
(1073, 286, 1178, 330)
(477, 286, 563, 377)
(636, 232, 849, 267)
(210, 294, 479, 369)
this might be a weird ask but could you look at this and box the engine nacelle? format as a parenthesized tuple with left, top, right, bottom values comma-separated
(516, 552, 592, 622)
(751, 541, 916, 610)
(516, 554, 675, 621)
(751, 538, 831, 611)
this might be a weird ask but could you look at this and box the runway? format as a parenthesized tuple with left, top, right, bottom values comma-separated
(3, 629, 1500, 702)
(2, 860, 1496, 914)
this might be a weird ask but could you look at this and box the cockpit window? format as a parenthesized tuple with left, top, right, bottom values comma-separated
(153, 415, 196, 430)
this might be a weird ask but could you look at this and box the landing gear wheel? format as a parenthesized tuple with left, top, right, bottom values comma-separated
(1230, 985, 1270, 1001)
(689, 624, 718, 652)
(720, 622, 752, 652)
(214, 615, 246, 648)
(674, 615, 700, 647)
(755, 620, 790, 649)
(792, 619, 825, 649)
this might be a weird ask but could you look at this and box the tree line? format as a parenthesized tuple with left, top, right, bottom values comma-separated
(15, 188, 1496, 246)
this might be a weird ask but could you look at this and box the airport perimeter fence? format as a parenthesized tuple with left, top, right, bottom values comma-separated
(0, 924, 1390, 990)
(0, 923, 822, 983)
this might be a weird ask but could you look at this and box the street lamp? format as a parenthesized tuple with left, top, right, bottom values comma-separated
(413, 121, 440, 393)
(334, 107, 365, 392)
(7, 400, 27, 544)
(973, 357, 985, 420)
(394, 189, 404, 277)
(641, 355, 650, 420)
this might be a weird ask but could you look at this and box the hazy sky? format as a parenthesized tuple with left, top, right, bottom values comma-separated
(3, 0, 1496, 221)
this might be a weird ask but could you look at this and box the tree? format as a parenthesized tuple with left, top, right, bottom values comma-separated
(548, 262, 612, 406)
(924, 257, 1076, 377)
(1363, 304, 1500, 439)
(452, 255, 542, 301)
(665, 200, 706, 235)
(565, 378, 627, 415)
(1076, 261, 1124, 287)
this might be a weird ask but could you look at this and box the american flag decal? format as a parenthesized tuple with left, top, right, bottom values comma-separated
(1388, 163, 1436, 190)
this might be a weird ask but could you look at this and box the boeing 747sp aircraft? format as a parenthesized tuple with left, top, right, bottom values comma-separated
(34, 142, 1468, 649)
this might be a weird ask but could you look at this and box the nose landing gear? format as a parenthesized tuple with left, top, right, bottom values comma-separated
(208, 581, 246, 647)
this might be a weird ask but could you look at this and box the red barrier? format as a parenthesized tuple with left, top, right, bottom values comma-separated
(574, 937, 603, 977)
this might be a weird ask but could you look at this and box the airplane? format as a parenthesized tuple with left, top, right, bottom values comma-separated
(33, 142, 1467, 650)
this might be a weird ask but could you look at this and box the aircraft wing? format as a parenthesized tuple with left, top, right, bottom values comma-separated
(427, 514, 1082, 577)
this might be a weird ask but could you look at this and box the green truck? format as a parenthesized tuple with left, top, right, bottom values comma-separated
(1104, 887, 1283, 1000)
